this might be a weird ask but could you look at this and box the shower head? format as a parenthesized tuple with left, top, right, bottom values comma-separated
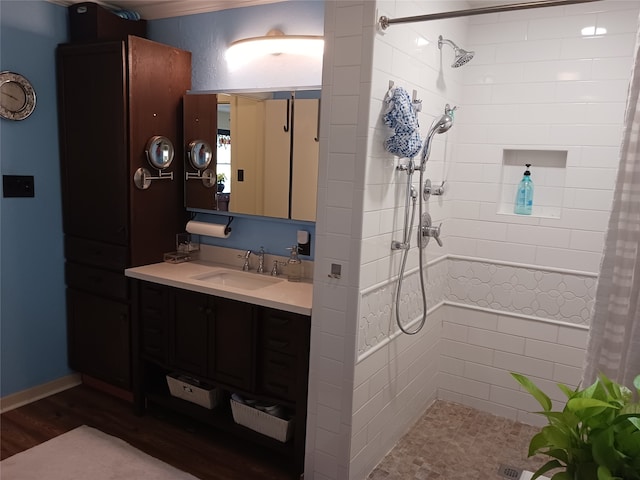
(438, 35, 474, 68)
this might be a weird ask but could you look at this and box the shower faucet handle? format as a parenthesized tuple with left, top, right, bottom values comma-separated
(433, 181, 446, 196)
(431, 223, 443, 247)
(421, 213, 443, 247)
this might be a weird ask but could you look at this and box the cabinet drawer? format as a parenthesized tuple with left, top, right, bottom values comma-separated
(140, 282, 169, 318)
(65, 236, 128, 271)
(65, 262, 128, 300)
(260, 309, 308, 357)
(258, 350, 297, 401)
(139, 282, 169, 361)
(141, 324, 167, 360)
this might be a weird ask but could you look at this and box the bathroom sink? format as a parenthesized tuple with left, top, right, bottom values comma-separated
(191, 270, 283, 290)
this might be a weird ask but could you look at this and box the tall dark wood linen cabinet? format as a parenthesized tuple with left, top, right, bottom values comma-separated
(56, 36, 191, 393)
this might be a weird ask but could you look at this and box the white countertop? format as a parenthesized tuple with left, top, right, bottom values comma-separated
(125, 260, 313, 316)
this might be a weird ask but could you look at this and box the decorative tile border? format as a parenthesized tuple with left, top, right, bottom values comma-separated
(358, 256, 597, 357)
(447, 258, 596, 324)
(359, 258, 448, 355)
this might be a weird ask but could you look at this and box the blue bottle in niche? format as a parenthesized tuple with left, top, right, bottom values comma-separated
(514, 163, 534, 215)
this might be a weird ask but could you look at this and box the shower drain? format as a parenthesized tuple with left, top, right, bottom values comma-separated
(498, 464, 523, 479)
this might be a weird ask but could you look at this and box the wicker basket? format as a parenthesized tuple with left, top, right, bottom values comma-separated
(230, 399, 293, 442)
(166, 373, 219, 409)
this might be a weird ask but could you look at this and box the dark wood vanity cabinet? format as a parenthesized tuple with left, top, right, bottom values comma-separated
(56, 36, 191, 391)
(133, 280, 311, 474)
(170, 289, 254, 390)
(257, 308, 310, 403)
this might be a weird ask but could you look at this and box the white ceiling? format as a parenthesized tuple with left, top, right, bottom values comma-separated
(48, 0, 522, 20)
(47, 0, 287, 20)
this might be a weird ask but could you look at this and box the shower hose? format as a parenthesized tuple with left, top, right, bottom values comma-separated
(395, 160, 428, 335)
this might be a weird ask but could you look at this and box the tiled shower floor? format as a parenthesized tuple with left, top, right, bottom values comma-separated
(367, 401, 546, 479)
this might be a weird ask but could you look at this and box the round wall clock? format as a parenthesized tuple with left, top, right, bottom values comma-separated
(0, 71, 36, 121)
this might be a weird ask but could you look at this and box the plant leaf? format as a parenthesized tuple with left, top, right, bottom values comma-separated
(550, 472, 573, 480)
(599, 373, 618, 399)
(542, 425, 572, 449)
(544, 449, 569, 463)
(591, 428, 619, 472)
(533, 459, 564, 479)
(620, 402, 640, 416)
(557, 383, 578, 399)
(567, 398, 617, 412)
(597, 465, 614, 480)
(538, 410, 580, 429)
(628, 417, 640, 431)
(512, 373, 552, 411)
(576, 462, 600, 480)
(633, 375, 640, 395)
(529, 431, 550, 456)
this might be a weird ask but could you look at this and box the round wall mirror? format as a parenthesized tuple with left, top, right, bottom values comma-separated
(145, 135, 174, 170)
(187, 140, 213, 170)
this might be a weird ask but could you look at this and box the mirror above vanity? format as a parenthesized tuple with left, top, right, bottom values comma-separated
(183, 89, 320, 222)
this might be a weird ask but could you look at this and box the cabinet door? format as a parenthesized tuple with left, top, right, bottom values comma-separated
(291, 98, 319, 222)
(57, 42, 129, 245)
(66, 288, 130, 389)
(209, 297, 255, 391)
(127, 37, 191, 267)
(229, 95, 266, 216)
(170, 289, 208, 377)
(262, 99, 290, 218)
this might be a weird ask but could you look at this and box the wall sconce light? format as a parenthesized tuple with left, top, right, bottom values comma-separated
(226, 29, 324, 69)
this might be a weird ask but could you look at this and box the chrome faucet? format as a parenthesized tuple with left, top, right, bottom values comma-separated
(240, 250, 252, 271)
(270, 260, 285, 276)
(256, 246, 265, 274)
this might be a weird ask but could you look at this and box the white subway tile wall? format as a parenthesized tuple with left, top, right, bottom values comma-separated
(309, 1, 639, 479)
(454, 0, 637, 271)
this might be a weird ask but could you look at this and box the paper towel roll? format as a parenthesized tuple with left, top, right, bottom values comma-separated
(186, 221, 230, 238)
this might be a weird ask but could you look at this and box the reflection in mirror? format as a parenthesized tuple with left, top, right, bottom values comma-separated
(187, 140, 213, 170)
(184, 90, 319, 222)
(183, 94, 218, 210)
(145, 135, 174, 169)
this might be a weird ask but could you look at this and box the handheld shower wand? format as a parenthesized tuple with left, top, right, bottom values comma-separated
(419, 104, 456, 171)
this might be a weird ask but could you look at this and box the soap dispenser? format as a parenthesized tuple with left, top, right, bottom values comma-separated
(286, 246, 303, 282)
(514, 163, 534, 215)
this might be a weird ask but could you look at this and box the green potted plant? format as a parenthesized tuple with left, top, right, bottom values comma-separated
(511, 372, 640, 480)
(216, 173, 227, 193)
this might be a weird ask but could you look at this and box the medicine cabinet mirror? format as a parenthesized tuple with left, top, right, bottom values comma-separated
(183, 90, 320, 222)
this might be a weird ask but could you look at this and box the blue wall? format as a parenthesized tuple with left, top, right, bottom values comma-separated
(0, 0, 322, 397)
(149, 1, 325, 91)
(0, 1, 70, 397)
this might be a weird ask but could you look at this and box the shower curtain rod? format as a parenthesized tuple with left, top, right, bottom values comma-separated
(378, 0, 602, 30)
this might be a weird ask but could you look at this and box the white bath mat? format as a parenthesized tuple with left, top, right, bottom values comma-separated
(0, 425, 200, 480)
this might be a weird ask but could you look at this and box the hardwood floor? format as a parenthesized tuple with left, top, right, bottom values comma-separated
(1, 384, 298, 480)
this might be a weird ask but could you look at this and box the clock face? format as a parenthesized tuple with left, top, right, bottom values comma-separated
(0, 71, 36, 121)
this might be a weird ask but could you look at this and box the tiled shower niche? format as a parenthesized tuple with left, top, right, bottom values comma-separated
(498, 149, 568, 219)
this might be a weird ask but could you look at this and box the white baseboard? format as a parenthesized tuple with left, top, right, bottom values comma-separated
(0, 374, 82, 413)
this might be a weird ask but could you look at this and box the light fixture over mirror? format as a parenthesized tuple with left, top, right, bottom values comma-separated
(226, 29, 324, 70)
